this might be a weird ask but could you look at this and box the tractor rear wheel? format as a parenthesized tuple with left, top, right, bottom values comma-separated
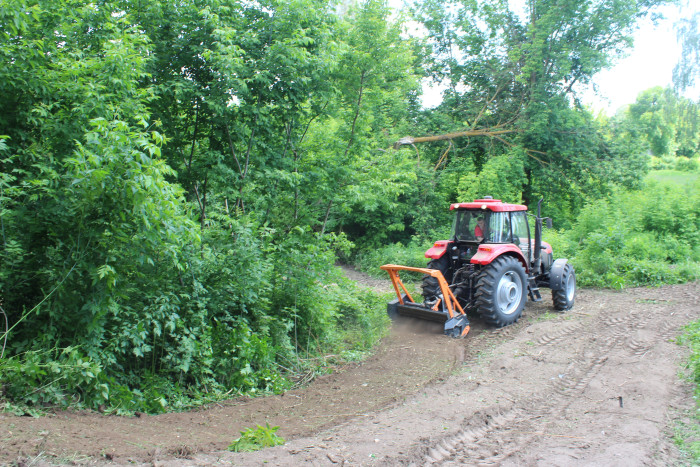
(474, 256, 528, 327)
(421, 256, 450, 304)
(552, 263, 576, 311)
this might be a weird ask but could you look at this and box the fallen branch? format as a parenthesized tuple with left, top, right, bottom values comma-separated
(393, 129, 520, 149)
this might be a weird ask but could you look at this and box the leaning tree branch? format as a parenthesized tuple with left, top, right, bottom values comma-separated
(434, 139, 453, 171)
(393, 128, 521, 149)
(472, 85, 505, 129)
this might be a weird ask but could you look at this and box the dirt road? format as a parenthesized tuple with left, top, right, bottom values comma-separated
(2, 276, 698, 466)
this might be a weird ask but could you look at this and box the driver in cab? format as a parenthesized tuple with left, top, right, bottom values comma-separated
(475, 217, 485, 241)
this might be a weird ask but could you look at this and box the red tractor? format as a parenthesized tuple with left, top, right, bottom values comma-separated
(382, 197, 576, 338)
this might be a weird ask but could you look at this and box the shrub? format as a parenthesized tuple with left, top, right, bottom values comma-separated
(676, 157, 699, 172)
(0, 213, 389, 414)
(228, 424, 286, 452)
(547, 177, 700, 288)
(354, 238, 432, 279)
(0, 347, 109, 411)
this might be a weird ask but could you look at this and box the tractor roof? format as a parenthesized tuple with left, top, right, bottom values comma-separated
(450, 199, 527, 212)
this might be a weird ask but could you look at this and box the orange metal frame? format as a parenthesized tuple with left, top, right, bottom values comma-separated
(380, 264, 466, 319)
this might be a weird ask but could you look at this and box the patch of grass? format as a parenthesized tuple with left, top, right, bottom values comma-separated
(228, 423, 286, 452)
(675, 319, 700, 465)
(673, 414, 700, 464)
(337, 349, 372, 362)
(677, 320, 700, 397)
(646, 169, 699, 186)
(534, 311, 560, 322)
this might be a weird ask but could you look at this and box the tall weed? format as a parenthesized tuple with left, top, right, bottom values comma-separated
(549, 175, 700, 288)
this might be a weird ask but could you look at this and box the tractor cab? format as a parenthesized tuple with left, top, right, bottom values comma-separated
(450, 199, 533, 264)
(453, 209, 525, 244)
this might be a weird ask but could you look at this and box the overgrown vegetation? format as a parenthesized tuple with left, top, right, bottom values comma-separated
(544, 172, 700, 289)
(1, 0, 698, 423)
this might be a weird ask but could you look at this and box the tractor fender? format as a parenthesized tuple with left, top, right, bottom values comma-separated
(549, 259, 570, 290)
(470, 244, 528, 271)
(425, 240, 451, 259)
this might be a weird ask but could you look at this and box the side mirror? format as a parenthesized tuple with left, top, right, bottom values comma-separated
(546, 218, 553, 229)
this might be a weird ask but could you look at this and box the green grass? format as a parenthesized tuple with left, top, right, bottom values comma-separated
(673, 415, 700, 464)
(646, 169, 699, 187)
(675, 319, 700, 464)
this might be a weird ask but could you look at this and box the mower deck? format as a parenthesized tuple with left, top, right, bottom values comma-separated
(381, 264, 470, 338)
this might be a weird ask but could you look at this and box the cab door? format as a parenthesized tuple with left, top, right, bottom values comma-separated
(511, 211, 531, 262)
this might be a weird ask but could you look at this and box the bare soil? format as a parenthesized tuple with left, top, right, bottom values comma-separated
(2, 270, 698, 466)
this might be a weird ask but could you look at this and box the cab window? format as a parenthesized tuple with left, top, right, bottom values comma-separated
(511, 211, 530, 257)
(488, 212, 511, 243)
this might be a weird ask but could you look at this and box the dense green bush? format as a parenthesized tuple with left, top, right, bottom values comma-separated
(0, 0, 397, 414)
(676, 157, 700, 172)
(545, 176, 700, 288)
(651, 156, 700, 172)
(1, 213, 389, 414)
(1, 347, 109, 413)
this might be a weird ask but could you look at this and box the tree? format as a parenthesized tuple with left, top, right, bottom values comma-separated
(124, 0, 341, 230)
(0, 0, 202, 391)
(623, 86, 700, 159)
(674, 4, 700, 92)
(627, 87, 678, 156)
(0, 0, 416, 411)
(403, 0, 673, 214)
(281, 0, 422, 246)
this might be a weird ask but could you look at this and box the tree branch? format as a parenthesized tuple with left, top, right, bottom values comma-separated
(393, 128, 520, 149)
(224, 123, 242, 175)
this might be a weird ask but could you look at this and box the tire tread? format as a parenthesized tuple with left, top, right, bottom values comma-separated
(552, 263, 575, 311)
(475, 256, 527, 327)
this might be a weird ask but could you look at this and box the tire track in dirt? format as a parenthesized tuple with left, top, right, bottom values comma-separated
(411, 286, 697, 466)
(535, 322, 584, 346)
(419, 326, 612, 464)
(624, 337, 652, 356)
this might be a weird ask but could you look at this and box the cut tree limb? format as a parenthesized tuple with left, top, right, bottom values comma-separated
(393, 128, 520, 149)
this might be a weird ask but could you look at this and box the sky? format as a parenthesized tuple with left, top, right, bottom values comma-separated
(582, 2, 700, 115)
(409, 1, 700, 114)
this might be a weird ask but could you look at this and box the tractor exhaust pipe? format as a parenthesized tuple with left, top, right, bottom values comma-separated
(533, 198, 543, 275)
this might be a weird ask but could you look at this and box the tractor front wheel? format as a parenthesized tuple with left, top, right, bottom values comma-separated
(475, 256, 528, 327)
(552, 263, 576, 311)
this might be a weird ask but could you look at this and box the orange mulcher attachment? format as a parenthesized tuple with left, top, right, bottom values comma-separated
(380, 264, 470, 338)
